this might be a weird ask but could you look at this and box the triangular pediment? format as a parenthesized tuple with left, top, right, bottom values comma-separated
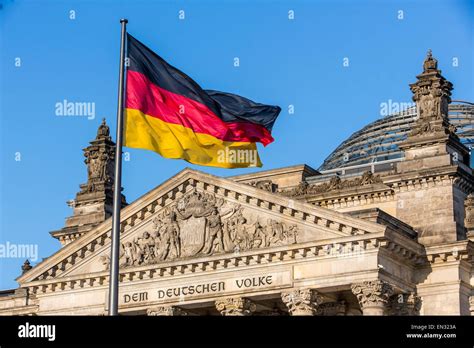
(18, 168, 386, 284)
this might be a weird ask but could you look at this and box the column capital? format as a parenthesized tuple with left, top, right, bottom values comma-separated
(351, 280, 394, 315)
(215, 297, 256, 316)
(146, 306, 187, 316)
(388, 293, 422, 316)
(281, 288, 324, 316)
(316, 300, 347, 316)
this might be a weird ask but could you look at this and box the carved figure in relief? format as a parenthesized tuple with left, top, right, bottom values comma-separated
(121, 242, 138, 266)
(167, 211, 181, 258)
(248, 221, 264, 249)
(201, 207, 224, 254)
(99, 151, 110, 182)
(286, 224, 299, 244)
(269, 220, 285, 245)
(151, 226, 169, 262)
(327, 176, 342, 190)
(234, 216, 251, 251)
(107, 189, 301, 269)
(421, 95, 436, 118)
(88, 154, 101, 180)
(135, 231, 154, 264)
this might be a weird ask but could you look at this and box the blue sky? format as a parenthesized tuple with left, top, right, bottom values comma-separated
(0, 0, 472, 289)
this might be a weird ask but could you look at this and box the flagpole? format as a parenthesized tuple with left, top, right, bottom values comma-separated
(108, 18, 128, 316)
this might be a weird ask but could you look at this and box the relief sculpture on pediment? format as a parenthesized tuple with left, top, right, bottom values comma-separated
(279, 171, 383, 197)
(101, 189, 300, 270)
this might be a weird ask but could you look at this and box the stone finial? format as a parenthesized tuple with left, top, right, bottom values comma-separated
(423, 49, 438, 72)
(407, 51, 454, 138)
(50, 119, 127, 246)
(21, 259, 32, 274)
(351, 280, 394, 315)
(281, 288, 324, 316)
(215, 297, 256, 316)
(96, 118, 111, 141)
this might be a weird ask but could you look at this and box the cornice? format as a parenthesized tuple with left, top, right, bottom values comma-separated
(422, 240, 474, 265)
(22, 229, 424, 296)
(228, 164, 319, 182)
(383, 165, 472, 191)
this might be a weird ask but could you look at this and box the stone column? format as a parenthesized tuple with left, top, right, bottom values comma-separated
(351, 280, 394, 315)
(469, 296, 474, 316)
(215, 297, 256, 316)
(146, 306, 187, 316)
(281, 288, 324, 316)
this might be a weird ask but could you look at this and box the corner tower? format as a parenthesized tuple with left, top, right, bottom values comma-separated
(400, 50, 470, 167)
(50, 119, 127, 245)
(396, 50, 472, 244)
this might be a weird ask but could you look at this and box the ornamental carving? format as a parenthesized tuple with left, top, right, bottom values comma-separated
(103, 189, 300, 269)
(409, 119, 456, 138)
(21, 260, 32, 274)
(85, 147, 113, 183)
(147, 306, 188, 316)
(316, 301, 347, 316)
(465, 193, 474, 235)
(408, 50, 455, 138)
(96, 118, 112, 141)
(215, 297, 256, 316)
(248, 180, 277, 193)
(351, 280, 394, 309)
(81, 119, 116, 194)
(387, 293, 421, 316)
(280, 171, 382, 197)
(281, 288, 324, 315)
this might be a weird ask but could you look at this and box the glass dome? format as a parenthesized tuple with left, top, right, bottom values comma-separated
(319, 101, 474, 171)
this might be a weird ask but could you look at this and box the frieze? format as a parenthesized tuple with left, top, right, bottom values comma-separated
(117, 271, 292, 307)
(280, 171, 383, 197)
(26, 231, 423, 295)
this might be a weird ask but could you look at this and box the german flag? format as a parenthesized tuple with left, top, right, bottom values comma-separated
(124, 34, 281, 168)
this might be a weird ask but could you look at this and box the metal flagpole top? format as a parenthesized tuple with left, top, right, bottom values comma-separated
(120, 18, 128, 23)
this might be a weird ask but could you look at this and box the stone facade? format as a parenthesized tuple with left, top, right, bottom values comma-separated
(0, 52, 472, 316)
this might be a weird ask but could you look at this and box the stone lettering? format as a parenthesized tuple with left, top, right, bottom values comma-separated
(120, 272, 289, 307)
(235, 275, 273, 288)
(124, 291, 147, 303)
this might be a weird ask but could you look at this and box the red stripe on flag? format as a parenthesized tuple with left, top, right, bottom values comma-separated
(125, 70, 274, 146)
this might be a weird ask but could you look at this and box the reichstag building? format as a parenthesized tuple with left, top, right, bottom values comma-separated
(1, 52, 473, 316)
